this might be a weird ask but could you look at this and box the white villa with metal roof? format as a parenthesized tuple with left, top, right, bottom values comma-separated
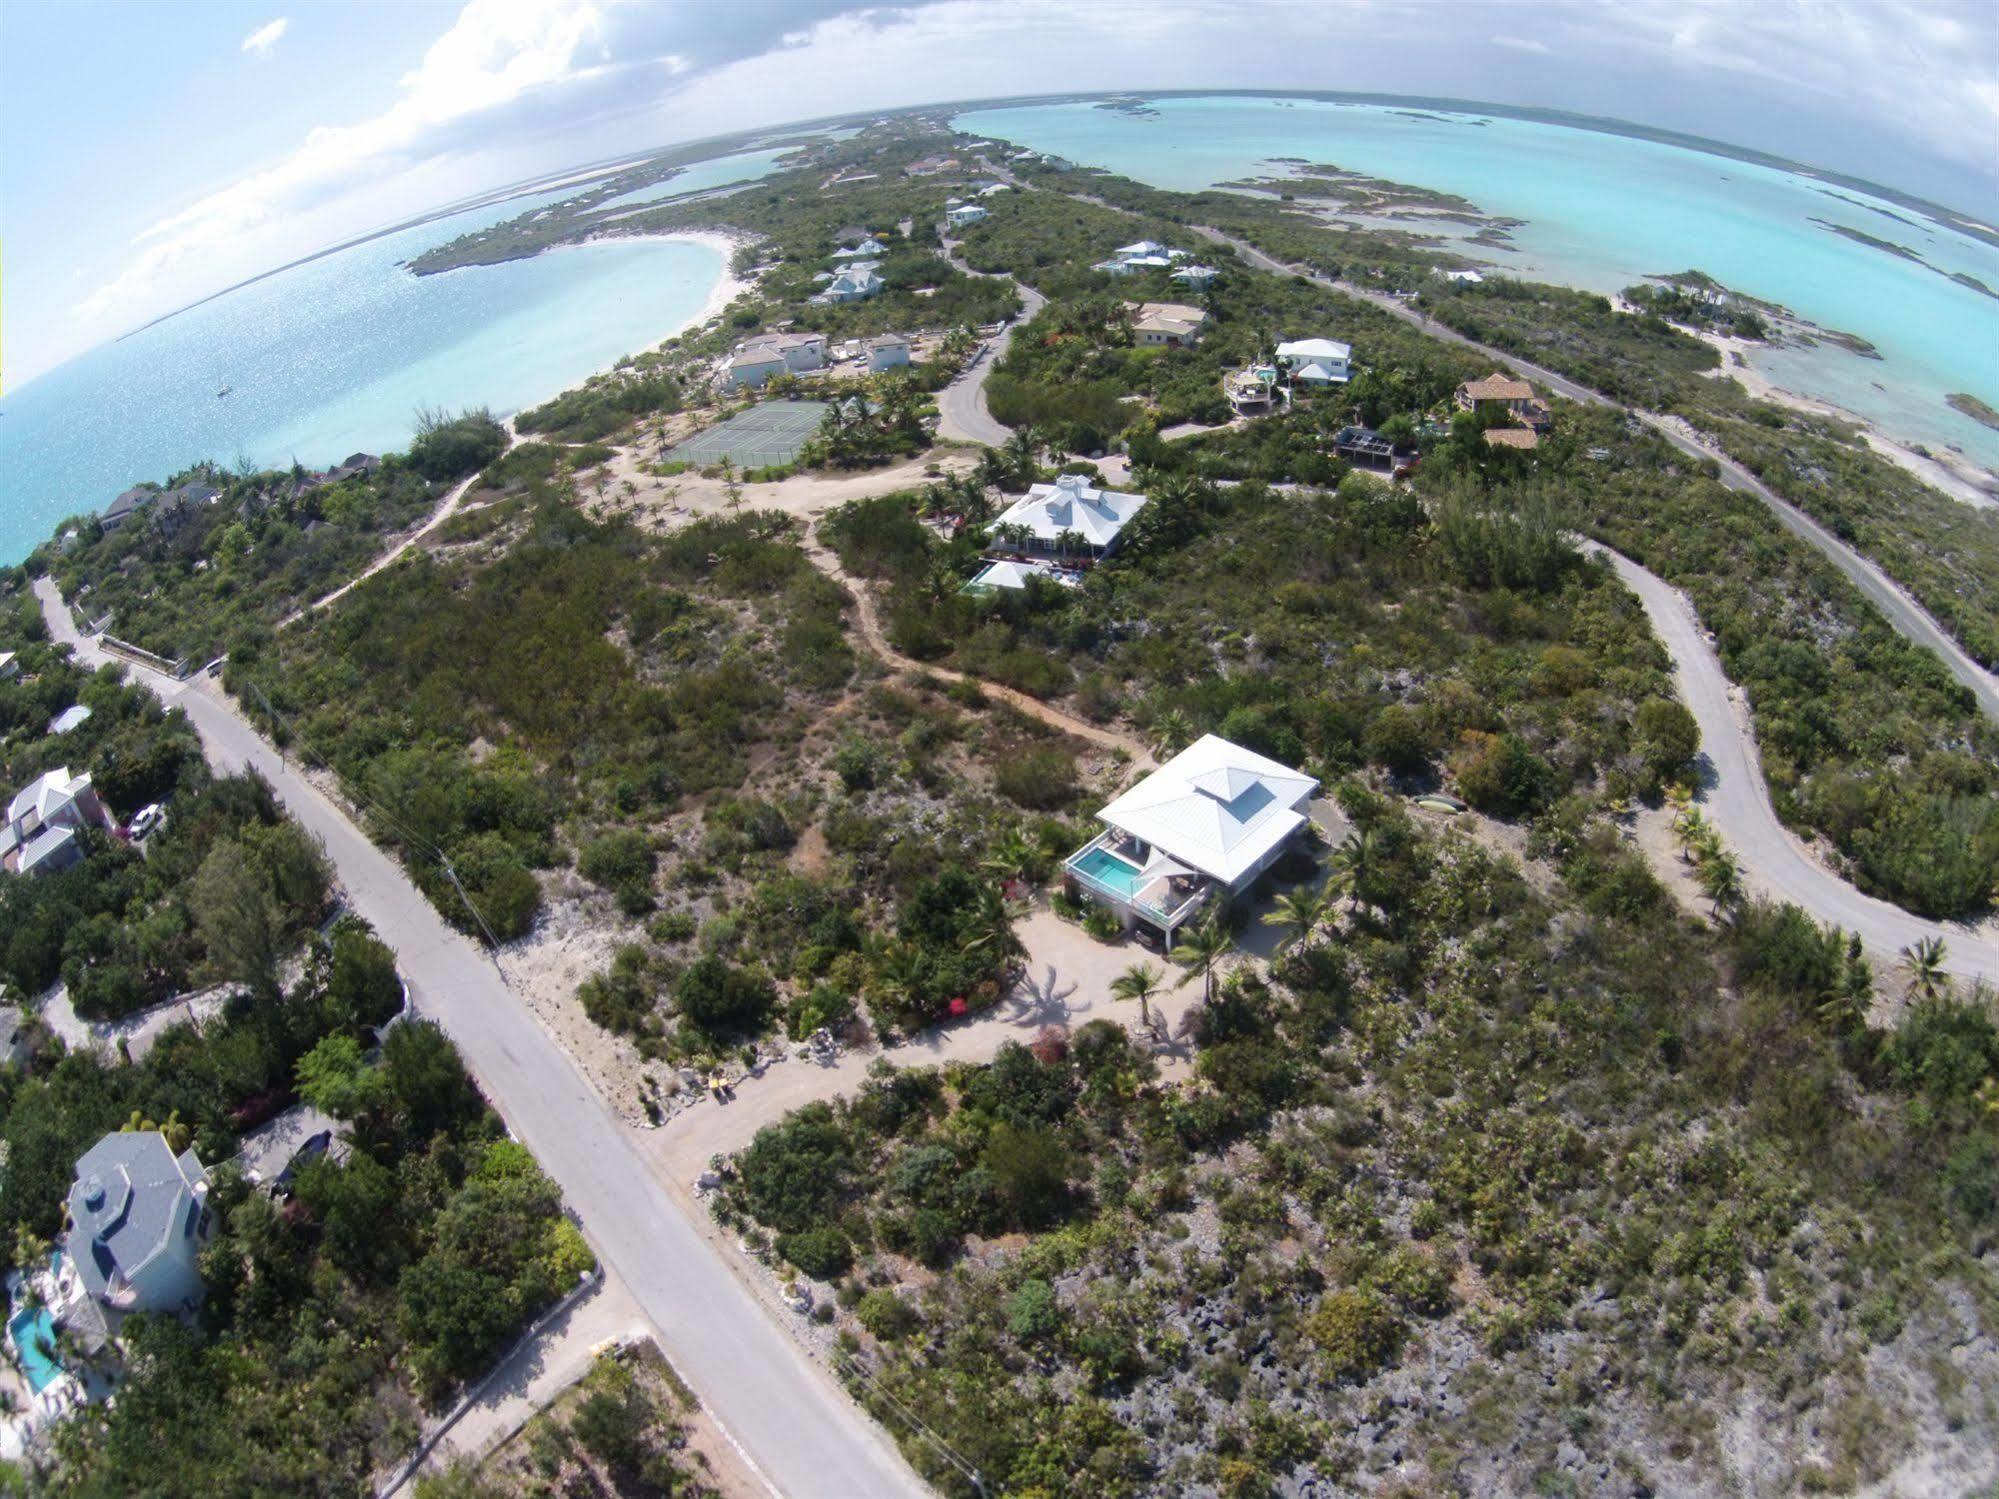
(2, 766, 112, 877)
(988, 473, 1147, 560)
(1066, 735, 1319, 944)
(1275, 338, 1352, 384)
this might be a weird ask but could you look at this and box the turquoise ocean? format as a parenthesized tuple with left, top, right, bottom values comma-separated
(954, 97, 1999, 470)
(0, 188, 735, 563)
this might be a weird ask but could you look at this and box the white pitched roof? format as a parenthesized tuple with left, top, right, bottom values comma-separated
(1097, 735, 1319, 886)
(991, 474, 1148, 548)
(1276, 338, 1351, 362)
(49, 704, 92, 734)
(1116, 239, 1168, 257)
(9, 766, 90, 830)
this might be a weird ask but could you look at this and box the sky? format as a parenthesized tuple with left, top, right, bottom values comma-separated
(4, 0, 1996, 391)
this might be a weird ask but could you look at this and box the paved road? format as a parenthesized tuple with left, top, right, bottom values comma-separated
(1192, 226, 1999, 722)
(934, 236, 1046, 446)
(34, 579, 929, 1499)
(1581, 550, 1996, 983)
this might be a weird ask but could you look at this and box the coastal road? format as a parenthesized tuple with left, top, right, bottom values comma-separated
(1190, 225, 1999, 722)
(1580, 549, 1997, 983)
(34, 580, 931, 1499)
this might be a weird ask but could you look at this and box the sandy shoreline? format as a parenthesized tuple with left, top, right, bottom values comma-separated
(547, 228, 757, 383)
(1694, 332, 1999, 510)
(493, 229, 756, 427)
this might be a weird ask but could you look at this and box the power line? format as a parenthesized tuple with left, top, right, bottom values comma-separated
(242, 675, 509, 970)
(833, 1352, 985, 1495)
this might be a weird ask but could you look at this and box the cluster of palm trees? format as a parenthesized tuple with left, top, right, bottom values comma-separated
(1667, 787, 1743, 919)
(1107, 914, 1234, 1037)
(1099, 826, 1379, 1039)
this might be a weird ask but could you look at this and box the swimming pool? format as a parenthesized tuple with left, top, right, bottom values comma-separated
(1072, 845, 1145, 899)
(8, 1306, 62, 1394)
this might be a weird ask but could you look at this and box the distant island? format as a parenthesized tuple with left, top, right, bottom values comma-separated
(1948, 392, 1999, 431)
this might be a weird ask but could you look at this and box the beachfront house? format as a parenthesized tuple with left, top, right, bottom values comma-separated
(725, 332, 827, 389)
(833, 236, 887, 259)
(1439, 269, 1484, 284)
(1456, 371, 1551, 431)
(1064, 735, 1320, 947)
(100, 485, 158, 531)
(1172, 264, 1219, 290)
(2, 766, 113, 877)
(946, 203, 989, 229)
(988, 473, 1149, 563)
(865, 334, 912, 371)
(1275, 338, 1352, 385)
(812, 265, 884, 305)
(1130, 301, 1209, 349)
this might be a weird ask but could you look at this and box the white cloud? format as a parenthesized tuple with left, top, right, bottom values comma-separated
(51, 0, 1999, 371)
(82, 0, 632, 326)
(241, 17, 289, 57)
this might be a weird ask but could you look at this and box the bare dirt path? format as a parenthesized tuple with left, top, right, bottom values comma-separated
(802, 531, 1156, 769)
(282, 421, 520, 628)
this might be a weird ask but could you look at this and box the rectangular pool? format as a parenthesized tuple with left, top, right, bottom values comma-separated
(9, 1306, 61, 1394)
(1072, 845, 1145, 899)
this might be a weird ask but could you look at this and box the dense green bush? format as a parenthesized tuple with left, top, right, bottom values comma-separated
(407, 408, 509, 482)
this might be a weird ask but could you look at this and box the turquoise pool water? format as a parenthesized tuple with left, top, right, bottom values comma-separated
(9, 1306, 61, 1393)
(1073, 846, 1145, 898)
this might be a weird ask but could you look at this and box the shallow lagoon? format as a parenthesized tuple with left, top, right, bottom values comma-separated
(0, 191, 724, 562)
(955, 97, 1999, 468)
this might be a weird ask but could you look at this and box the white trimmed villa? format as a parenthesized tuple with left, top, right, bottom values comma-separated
(1064, 735, 1320, 945)
(987, 473, 1148, 562)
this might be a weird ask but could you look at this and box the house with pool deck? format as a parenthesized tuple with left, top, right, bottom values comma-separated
(1064, 735, 1319, 946)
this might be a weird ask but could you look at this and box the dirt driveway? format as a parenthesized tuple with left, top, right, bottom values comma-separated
(649, 905, 1192, 1181)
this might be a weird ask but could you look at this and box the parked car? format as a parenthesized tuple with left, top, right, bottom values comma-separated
(129, 803, 165, 839)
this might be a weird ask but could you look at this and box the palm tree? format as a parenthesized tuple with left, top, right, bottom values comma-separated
(1329, 828, 1378, 909)
(1169, 916, 1234, 1006)
(1150, 709, 1194, 756)
(962, 886, 1026, 973)
(1696, 849, 1743, 920)
(981, 828, 1037, 888)
(1109, 961, 1163, 1029)
(1899, 937, 1949, 1004)
(1262, 884, 1334, 951)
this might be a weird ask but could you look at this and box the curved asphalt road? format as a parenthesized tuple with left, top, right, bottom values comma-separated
(34, 579, 931, 1499)
(934, 237, 1047, 447)
(1193, 227, 1999, 722)
(1582, 550, 1997, 983)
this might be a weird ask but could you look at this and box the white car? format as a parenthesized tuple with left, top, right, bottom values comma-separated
(129, 804, 164, 840)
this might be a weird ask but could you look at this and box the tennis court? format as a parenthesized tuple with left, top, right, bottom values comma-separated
(672, 401, 830, 468)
